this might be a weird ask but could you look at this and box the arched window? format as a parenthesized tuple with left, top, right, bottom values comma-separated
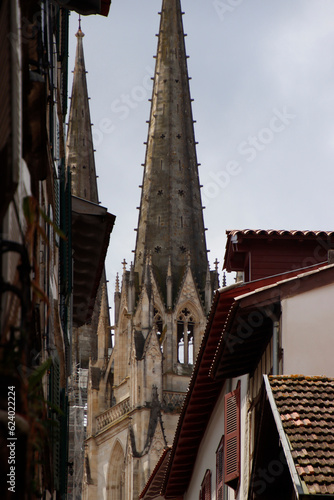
(154, 308, 164, 352)
(107, 441, 125, 500)
(177, 308, 195, 365)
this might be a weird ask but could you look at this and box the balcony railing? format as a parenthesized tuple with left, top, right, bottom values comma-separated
(162, 391, 186, 411)
(96, 391, 187, 432)
(96, 397, 131, 432)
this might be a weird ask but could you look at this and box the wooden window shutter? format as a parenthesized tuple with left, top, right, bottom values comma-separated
(216, 437, 224, 500)
(200, 469, 211, 500)
(224, 383, 240, 489)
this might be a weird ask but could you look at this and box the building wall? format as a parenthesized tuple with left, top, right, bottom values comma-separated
(281, 282, 334, 377)
(184, 376, 249, 500)
(0, 1, 71, 496)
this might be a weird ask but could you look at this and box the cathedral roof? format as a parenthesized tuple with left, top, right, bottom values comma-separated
(134, 0, 209, 301)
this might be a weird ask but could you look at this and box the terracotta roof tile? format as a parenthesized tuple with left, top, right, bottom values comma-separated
(269, 375, 334, 495)
(226, 229, 334, 238)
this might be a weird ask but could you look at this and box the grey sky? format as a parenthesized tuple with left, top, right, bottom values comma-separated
(68, 0, 334, 303)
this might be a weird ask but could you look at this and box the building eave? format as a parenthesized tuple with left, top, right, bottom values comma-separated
(210, 262, 332, 379)
(223, 228, 334, 273)
(140, 448, 172, 500)
(72, 195, 115, 326)
(54, 0, 111, 17)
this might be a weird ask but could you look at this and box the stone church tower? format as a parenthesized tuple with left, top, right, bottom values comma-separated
(84, 1, 218, 498)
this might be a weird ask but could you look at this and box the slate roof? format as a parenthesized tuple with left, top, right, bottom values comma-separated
(269, 375, 334, 495)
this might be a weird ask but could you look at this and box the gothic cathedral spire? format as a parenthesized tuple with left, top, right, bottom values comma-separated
(66, 24, 98, 202)
(134, 0, 209, 303)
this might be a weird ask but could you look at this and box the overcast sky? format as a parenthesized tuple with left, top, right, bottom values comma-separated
(68, 0, 334, 306)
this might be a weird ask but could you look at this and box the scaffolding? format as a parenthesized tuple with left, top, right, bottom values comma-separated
(67, 364, 88, 500)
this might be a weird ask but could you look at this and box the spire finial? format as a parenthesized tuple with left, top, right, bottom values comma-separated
(76, 15, 85, 37)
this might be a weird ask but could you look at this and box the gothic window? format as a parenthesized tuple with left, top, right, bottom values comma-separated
(154, 308, 164, 351)
(177, 308, 194, 364)
(107, 441, 125, 500)
(106, 370, 115, 407)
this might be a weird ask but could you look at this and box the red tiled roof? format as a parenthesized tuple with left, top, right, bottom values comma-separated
(223, 229, 334, 277)
(226, 229, 334, 238)
(269, 375, 334, 496)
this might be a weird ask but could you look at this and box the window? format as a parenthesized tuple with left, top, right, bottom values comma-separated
(216, 437, 224, 500)
(153, 308, 164, 351)
(177, 308, 194, 364)
(224, 382, 240, 490)
(199, 469, 211, 500)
